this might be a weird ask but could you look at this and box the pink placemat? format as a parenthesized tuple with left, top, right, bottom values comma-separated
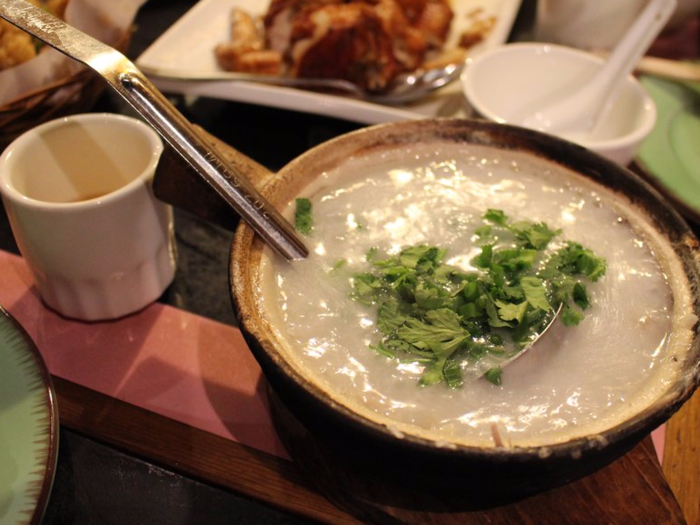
(0, 249, 666, 463)
(0, 249, 289, 459)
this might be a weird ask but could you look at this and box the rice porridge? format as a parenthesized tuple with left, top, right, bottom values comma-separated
(258, 143, 695, 448)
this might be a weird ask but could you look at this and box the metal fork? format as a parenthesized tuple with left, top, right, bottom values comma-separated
(138, 62, 465, 106)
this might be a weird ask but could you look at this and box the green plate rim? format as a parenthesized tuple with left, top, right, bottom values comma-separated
(636, 74, 700, 224)
(0, 305, 59, 525)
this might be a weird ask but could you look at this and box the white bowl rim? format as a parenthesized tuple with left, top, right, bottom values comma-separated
(462, 42, 657, 152)
(0, 113, 163, 211)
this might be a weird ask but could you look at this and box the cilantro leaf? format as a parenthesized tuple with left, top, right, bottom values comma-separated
(419, 359, 447, 386)
(442, 358, 464, 388)
(348, 210, 606, 388)
(369, 342, 397, 358)
(561, 303, 585, 326)
(495, 299, 528, 325)
(511, 221, 561, 250)
(520, 276, 551, 312)
(481, 297, 507, 329)
(471, 244, 493, 269)
(484, 209, 508, 226)
(398, 245, 444, 271)
(414, 281, 450, 310)
(493, 248, 537, 273)
(475, 225, 492, 238)
(545, 242, 607, 281)
(572, 282, 590, 310)
(484, 368, 503, 385)
(376, 298, 411, 335)
(352, 273, 384, 304)
(294, 198, 313, 234)
(397, 309, 469, 357)
(575, 249, 607, 282)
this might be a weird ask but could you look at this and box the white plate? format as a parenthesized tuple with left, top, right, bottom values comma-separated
(0, 306, 58, 525)
(136, 0, 522, 124)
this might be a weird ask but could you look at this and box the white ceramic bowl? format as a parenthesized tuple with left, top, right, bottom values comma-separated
(462, 43, 657, 166)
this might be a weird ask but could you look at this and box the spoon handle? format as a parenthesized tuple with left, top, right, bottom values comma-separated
(138, 65, 365, 96)
(587, 0, 677, 127)
(0, 0, 308, 261)
(521, 0, 677, 136)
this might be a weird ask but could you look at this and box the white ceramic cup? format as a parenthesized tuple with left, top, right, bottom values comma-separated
(0, 113, 176, 321)
(535, 0, 649, 50)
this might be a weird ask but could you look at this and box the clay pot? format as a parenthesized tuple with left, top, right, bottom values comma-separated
(159, 118, 700, 498)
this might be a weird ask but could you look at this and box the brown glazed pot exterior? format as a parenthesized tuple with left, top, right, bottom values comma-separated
(229, 118, 700, 497)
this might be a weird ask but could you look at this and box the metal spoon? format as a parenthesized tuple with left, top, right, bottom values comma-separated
(139, 62, 465, 106)
(480, 302, 563, 381)
(0, 0, 307, 261)
(518, 0, 676, 140)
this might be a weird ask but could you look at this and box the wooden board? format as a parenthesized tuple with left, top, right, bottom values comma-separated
(664, 389, 700, 525)
(54, 376, 687, 524)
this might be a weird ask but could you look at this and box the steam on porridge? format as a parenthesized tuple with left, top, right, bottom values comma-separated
(259, 143, 695, 448)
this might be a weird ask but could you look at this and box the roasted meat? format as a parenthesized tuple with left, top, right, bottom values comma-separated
(215, 9, 283, 75)
(282, 2, 401, 91)
(264, 0, 453, 91)
(216, 0, 453, 92)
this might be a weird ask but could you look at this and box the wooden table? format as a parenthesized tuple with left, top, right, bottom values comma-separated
(663, 386, 700, 524)
(1, 0, 698, 522)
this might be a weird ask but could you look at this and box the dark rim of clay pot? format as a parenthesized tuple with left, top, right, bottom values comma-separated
(230, 118, 700, 465)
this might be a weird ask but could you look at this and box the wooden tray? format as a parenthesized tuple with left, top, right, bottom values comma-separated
(148, 129, 700, 524)
(54, 375, 693, 524)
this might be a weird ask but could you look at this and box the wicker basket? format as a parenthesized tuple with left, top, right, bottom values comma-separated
(0, 32, 131, 150)
(0, 69, 106, 148)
